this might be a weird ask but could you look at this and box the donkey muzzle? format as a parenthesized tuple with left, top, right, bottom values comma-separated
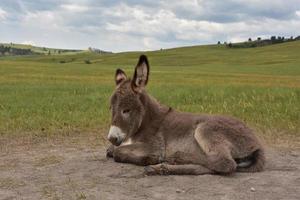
(107, 125, 126, 146)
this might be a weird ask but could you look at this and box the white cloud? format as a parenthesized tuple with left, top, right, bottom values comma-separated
(0, 7, 7, 21)
(22, 10, 63, 30)
(60, 4, 89, 12)
(21, 41, 36, 46)
(106, 3, 300, 50)
(105, 6, 220, 40)
(1, 0, 300, 51)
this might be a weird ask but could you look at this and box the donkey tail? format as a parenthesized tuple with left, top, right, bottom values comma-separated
(236, 149, 266, 172)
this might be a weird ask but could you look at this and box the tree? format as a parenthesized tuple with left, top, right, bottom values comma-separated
(84, 59, 91, 64)
(271, 36, 276, 41)
(248, 38, 252, 42)
(217, 41, 221, 45)
(257, 37, 261, 41)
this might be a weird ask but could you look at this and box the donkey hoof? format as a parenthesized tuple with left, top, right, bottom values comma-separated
(106, 147, 114, 158)
(144, 166, 157, 176)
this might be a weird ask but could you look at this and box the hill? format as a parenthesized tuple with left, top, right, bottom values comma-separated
(0, 43, 84, 56)
(226, 35, 300, 48)
(0, 43, 111, 56)
(0, 40, 299, 147)
(6, 39, 299, 75)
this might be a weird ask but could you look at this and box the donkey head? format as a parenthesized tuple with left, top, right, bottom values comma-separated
(107, 55, 150, 146)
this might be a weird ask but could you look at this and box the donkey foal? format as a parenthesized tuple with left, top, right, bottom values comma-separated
(106, 55, 265, 175)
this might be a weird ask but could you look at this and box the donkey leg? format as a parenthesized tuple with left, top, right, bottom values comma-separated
(113, 144, 161, 166)
(194, 124, 237, 174)
(144, 163, 213, 175)
(106, 145, 115, 158)
(205, 151, 237, 174)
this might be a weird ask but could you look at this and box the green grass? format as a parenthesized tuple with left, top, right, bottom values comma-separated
(0, 41, 299, 143)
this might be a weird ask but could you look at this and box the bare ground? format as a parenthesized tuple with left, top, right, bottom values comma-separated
(0, 135, 299, 200)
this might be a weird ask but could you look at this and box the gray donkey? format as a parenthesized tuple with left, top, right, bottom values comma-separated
(106, 55, 265, 175)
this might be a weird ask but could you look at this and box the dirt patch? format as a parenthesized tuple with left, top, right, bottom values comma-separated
(0, 136, 299, 200)
(34, 155, 64, 167)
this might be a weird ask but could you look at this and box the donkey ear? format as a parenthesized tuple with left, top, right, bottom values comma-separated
(132, 55, 149, 91)
(115, 68, 127, 85)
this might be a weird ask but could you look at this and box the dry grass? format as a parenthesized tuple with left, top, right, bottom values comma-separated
(34, 155, 64, 167)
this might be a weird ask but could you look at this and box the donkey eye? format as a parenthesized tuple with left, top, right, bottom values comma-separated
(122, 109, 131, 114)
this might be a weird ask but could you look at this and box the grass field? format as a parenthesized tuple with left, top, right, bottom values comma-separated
(0, 41, 299, 146)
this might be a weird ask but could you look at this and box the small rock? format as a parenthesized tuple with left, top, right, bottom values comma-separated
(290, 151, 298, 157)
(250, 187, 256, 192)
(176, 189, 185, 193)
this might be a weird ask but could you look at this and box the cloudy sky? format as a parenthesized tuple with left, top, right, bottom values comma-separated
(0, 0, 300, 52)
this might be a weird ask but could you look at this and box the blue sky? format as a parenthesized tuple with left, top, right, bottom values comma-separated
(0, 0, 300, 52)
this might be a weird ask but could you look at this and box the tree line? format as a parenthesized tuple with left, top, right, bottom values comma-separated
(218, 35, 300, 48)
(0, 45, 38, 56)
